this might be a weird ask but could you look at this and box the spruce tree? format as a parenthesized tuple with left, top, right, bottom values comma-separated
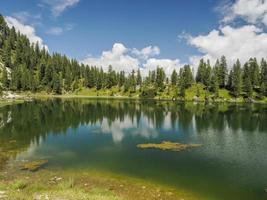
(232, 59, 242, 97)
(171, 69, 178, 86)
(136, 69, 142, 86)
(1, 66, 8, 89)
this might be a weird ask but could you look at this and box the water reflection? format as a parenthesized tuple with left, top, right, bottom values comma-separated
(0, 99, 266, 145)
(0, 99, 266, 164)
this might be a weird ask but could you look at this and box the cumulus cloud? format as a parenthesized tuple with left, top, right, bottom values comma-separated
(143, 58, 183, 76)
(82, 43, 140, 73)
(187, 25, 267, 67)
(132, 46, 160, 59)
(82, 43, 183, 75)
(42, 0, 80, 17)
(5, 16, 48, 50)
(221, 0, 267, 26)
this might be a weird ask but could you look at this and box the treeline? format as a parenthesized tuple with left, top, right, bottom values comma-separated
(0, 14, 267, 99)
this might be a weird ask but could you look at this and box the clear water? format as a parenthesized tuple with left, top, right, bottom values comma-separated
(0, 99, 267, 199)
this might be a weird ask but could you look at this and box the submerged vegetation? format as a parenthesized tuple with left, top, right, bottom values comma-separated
(137, 141, 202, 152)
(20, 160, 48, 172)
(0, 14, 267, 102)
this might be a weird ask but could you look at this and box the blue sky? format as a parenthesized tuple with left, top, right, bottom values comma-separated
(1, 0, 267, 75)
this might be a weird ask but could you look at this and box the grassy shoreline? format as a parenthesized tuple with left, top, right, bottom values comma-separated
(0, 166, 205, 200)
(4, 83, 265, 103)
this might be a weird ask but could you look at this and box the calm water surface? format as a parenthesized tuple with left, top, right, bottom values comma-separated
(0, 99, 267, 200)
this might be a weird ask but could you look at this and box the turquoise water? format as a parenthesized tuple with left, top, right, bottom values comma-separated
(0, 99, 267, 199)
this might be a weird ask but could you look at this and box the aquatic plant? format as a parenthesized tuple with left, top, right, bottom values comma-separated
(137, 141, 202, 152)
(20, 160, 48, 172)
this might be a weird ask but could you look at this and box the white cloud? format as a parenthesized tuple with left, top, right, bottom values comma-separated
(132, 46, 160, 59)
(143, 58, 183, 76)
(46, 27, 63, 35)
(187, 25, 267, 67)
(222, 0, 267, 26)
(82, 43, 183, 75)
(42, 0, 80, 17)
(46, 24, 74, 35)
(5, 16, 48, 50)
(82, 43, 140, 73)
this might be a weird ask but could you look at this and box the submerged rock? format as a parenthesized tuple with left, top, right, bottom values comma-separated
(137, 141, 202, 152)
(20, 160, 48, 172)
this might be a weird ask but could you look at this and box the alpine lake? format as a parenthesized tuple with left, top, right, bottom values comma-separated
(0, 98, 267, 200)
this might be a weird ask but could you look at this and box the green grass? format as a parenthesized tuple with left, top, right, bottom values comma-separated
(10, 180, 28, 190)
(5, 84, 267, 103)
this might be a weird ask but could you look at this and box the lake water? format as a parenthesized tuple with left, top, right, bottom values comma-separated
(0, 99, 267, 200)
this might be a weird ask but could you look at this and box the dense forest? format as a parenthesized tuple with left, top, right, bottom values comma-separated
(0, 14, 267, 100)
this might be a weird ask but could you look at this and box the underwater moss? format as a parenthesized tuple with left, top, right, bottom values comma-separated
(20, 160, 48, 172)
(137, 141, 202, 152)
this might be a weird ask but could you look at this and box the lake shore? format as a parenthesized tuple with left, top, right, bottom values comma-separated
(0, 166, 203, 200)
(7, 91, 267, 104)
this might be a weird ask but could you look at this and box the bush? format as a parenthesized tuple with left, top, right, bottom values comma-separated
(141, 86, 156, 98)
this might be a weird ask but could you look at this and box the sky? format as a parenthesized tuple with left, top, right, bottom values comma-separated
(1, 0, 267, 75)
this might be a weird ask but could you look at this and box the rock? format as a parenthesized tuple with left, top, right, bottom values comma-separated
(142, 186, 146, 189)
(193, 96, 199, 102)
(34, 194, 50, 200)
(49, 176, 63, 182)
(167, 191, 173, 196)
(0, 191, 7, 199)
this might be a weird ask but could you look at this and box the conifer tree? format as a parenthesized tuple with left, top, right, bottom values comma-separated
(171, 69, 178, 86)
(231, 59, 242, 97)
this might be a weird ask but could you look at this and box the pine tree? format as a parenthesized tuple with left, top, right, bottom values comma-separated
(130, 70, 136, 91)
(136, 69, 142, 86)
(156, 67, 165, 90)
(260, 59, 267, 96)
(231, 59, 242, 97)
(196, 59, 206, 84)
(1, 67, 8, 89)
(171, 69, 178, 86)
(243, 77, 253, 97)
(52, 72, 62, 94)
(217, 56, 228, 88)
(204, 60, 211, 87)
(248, 58, 260, 88)
(2, 38, 12, 68)
(210, 69, 219, 97)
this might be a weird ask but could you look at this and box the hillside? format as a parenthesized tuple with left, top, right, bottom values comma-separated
(0, 14, 267, 102)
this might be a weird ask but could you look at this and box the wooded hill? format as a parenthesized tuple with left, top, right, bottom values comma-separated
(0, 14, 267, 101)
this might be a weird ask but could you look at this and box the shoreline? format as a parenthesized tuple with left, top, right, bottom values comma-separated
(0, 166, 204, 200)
(11, 92, 267, 104)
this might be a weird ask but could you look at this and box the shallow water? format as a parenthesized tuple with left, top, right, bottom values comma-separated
(0, 99, 267, 199)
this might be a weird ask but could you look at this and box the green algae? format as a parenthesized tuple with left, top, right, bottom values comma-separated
(20, 160, 48, 172)
(137, 141, 202, 152)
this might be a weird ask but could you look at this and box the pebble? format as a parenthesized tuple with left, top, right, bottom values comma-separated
(167, 191, 173, 195)
(0, 191, 7, 199)
(34, 194, 50, 200)
(49, 176, 62, 182)
(142, 186, 146, 189)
